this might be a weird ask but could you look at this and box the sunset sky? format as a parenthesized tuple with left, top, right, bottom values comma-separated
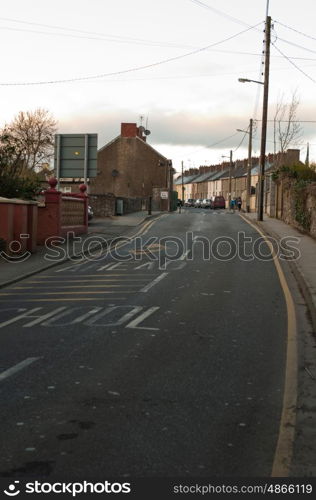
(1, 0, 316, 171)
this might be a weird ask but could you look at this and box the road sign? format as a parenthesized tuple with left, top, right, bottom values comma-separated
(160, 191, 169, 199)
(54, 134, 98, 180)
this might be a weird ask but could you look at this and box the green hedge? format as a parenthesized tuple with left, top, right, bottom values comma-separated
(0, 173, 41, 200)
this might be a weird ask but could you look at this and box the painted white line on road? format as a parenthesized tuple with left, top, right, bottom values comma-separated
(55, 265, 73, 273)
(125, 306, 160, 330)
(140, 273, 168, 293)
(85, 306, 143, 327)
(0, 308, 42, 329)
(107, 263, 126, 270)
(23, 307, 67, 327)
(70, 307, 103, 324)
(134, 262, 155, 270)
(42, 307, 87, 326)
(0, 357, 40, 382)
(97, 263, 112, 271)
(179, 250, 191, 261)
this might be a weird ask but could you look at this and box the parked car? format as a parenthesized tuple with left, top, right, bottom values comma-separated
(88, 205, 94, 220)
(201, 198, 212, 208)
(184, 198, 196, 207)
(194, 198, 204, 208)
(210, 196, 226, 209)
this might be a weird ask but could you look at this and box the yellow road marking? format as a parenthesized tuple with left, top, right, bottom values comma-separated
(25, 279, 148, 282)
(13, 285, 142, 289)
(0, 291, 135, 295)
(0, 298, 126, 302)
(240, 214, 297, 477)
(37, 274, 156, 278)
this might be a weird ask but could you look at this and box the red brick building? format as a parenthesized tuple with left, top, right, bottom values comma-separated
(90, 123, 171, 202)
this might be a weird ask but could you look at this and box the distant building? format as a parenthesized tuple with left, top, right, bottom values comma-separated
(88, 123, 172, 214)
(174, 149, 301, 213)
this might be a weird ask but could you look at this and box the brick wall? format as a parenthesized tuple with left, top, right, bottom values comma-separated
(90, 135, 168, 200)
(89, 194, 116, 217)
(280, 181, 316, 238)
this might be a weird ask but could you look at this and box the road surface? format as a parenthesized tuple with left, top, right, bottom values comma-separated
(0, 209, 289, 478)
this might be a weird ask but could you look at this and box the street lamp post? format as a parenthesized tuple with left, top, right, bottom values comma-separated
(238, 15, 271, 221)
(237, 118, 253, 213)
(222, 150, 233, 207)
(181, 161, 185, 205)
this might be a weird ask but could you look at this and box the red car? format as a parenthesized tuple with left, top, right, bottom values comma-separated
(211, 196, 225, 209)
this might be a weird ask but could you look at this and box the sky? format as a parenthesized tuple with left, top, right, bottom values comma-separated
(1, 0, 316, 172)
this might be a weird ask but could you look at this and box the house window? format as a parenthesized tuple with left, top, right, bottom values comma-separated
(60, 186, 72, 193)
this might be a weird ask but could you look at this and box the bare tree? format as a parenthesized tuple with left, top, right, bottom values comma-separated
(273, 90, 303, 154)
(4, 108, 57, 171)
(0, 131, 24, 177)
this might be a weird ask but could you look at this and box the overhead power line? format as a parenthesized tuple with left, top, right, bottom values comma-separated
(275, 36, 316, 55)
(173, 132, 240, 159)
(1, 18, 315, 62)
(0, 24, 194, 48)
(0, 16, 187, 48)
(259, 120, 316, 123)
(0, 22, 262, 86)
(188, 0, 260, 30)
(274, 20, 316, 44)
(272, 42, 316, 85)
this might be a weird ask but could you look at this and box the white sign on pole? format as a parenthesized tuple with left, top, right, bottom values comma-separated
(160, 191, 169, 199)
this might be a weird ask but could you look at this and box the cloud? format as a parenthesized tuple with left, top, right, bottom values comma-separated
(59, 108, 250, 148)
(58, 98, 316, 159)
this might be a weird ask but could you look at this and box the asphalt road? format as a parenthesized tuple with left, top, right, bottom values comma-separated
(0, 208, 288, 478)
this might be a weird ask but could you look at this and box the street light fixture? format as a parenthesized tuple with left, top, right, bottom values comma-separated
(238, 78, 264, 85)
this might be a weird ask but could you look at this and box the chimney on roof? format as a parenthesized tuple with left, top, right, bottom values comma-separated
(285, 149, 300, 165)
(121, 123, 138, 138)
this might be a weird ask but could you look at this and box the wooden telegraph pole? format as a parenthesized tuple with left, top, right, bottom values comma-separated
(246, 118, 253, 213)
(258, 16, 271, 221)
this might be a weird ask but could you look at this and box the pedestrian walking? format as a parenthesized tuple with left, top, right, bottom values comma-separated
(237, 197, 242, 212)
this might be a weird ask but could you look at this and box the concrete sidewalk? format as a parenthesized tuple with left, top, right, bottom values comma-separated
(243, 212, 316, 330)
(0, 211, 163, 288)
(88, 210, 161, 232)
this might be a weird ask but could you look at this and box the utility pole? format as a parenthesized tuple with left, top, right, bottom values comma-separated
(246, 118, 253, 213)
(181, 161, 185, 205)
(258, 15, 271, 221)
(229, 149, 233, 207)
(168, 160, 173, 212)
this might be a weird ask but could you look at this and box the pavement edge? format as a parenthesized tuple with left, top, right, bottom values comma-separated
(240, 213, 298, 478)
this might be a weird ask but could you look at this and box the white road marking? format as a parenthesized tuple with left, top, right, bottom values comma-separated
(23, 307, 67, 327)
(41, 307, 78, 326)
(107, 262, 127, 270)
(0, 358, 40, 382)
(97, 263, 112, 271)
(179, 250, 191, 260)
(85, 306, 142, 327)
(140, 273, 168, 292)
(162, 260, 186, 270)
(134, 262, 155, 270)
(67, 307, 103, 324)
(125, 306, 160, 330)
(55, 265, 74, 273)
(0, 308, 42, 328)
